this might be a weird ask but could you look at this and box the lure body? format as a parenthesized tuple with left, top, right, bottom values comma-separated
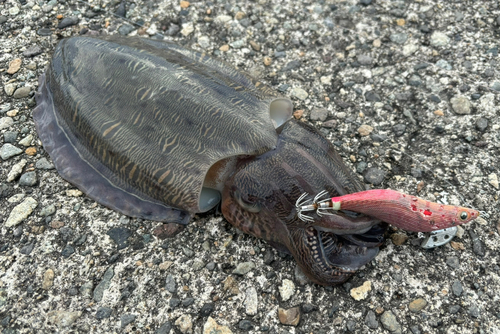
(298, 189, 478, 232)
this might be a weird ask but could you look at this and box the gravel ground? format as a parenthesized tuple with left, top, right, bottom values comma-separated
(1, 0, 500, 333)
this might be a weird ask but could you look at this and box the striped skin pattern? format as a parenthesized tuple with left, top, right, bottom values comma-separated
(222, 120, 386, 285)
(34, 36, 279, 220)
(36, 36, 385, 285)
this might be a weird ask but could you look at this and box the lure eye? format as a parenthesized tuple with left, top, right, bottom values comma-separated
(459, 211, 469, 221)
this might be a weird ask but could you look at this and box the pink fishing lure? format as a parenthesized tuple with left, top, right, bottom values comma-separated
(326, 189, 479, 232)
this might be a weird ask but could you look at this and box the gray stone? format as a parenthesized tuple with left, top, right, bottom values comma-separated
(346, 320, 356, 331)
(365, 91, 381, 102)
(3, 131, 19, 144)
(446, 256, 460, 269)
(36, 157, 55, 170)
(283, 60, 301, 71)
(23, 45, 43, 57)
(61, 245, 75, 258)
(19, 172, 37, 186)
(47, 310, 82, 328)
(430, 31, 450, 47)
(468, 304, 480, 318)
(390, 33, 408, 44)
(95, 307, 112, 319)
(356, 161, 367, 174)
(393, 124, 406, 137)
(229, 39, 245, 49)
(451, 280, 463, 297)
(450, 96, 471, 115)
(290, 87, 308, 100)
(199, 303, 214, 317)
(364, 168, 386, 185)
(40, 204, 56, 217)
(198, 36, 210, 49)
(310, 108, 328, 121)
(491, 82, 500, 92)
(58, 17, 79, 29)
(408, 75, 422, 86)
(436, 59, 452, 70)
(13, 87, 31, 99)
(79, 281, 93, 297)
(469, 230, 485, 257)
(357, 54, 372, 65)
(93, 266, 114, 302)
(155, 321, 172, 334)
(106, 227, 132, 249)
(19, 134, 33, 147)
(4, 83, 17, 96)
(0, 117, 14, 130)
(120, 314, 136, 328)
(118, 24, 135, 35)
(365, 310, 378, 329)
(238, 319, 253, 331)
(449, 305, 461, 314)
(233, 262, 255, 275)
(5, 197, 37, 227)
(380, 311, 401, 332)
(165, 274, 176, 293)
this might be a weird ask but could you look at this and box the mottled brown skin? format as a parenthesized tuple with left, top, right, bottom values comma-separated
(222, 120, 385, 285)
(34, 35, 386, 286)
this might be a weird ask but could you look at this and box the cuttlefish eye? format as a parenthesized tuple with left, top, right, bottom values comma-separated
(459, 211, 469, 221)
(234, 189, 262, 213)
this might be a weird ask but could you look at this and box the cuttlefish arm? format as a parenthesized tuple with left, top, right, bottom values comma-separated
(298, 189, 479, 232)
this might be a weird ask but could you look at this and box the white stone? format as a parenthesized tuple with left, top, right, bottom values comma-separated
(5, 197, 38, 227)
(290, 87, 308, 100)
(488, 173, 499, 189)
(279, 279, 295, 301)
(0, 117, 14, 130)
(181, 23, 194, 36)
(215, 15, 232, 24)
(4, 83, 17, 96)
(245, 287, 258, 315)
(402, 43, 419, 56)
(7, 159, 27, 182)
(198, 36, 210, 49)
(7, 193, 25, 203)
(430, 31, 450, 47)
(320, 75, 332, 85)
(19, 134, 33, 147)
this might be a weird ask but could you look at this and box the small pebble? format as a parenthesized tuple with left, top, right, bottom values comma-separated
(409, 298, 427, 313)
(365, 310, 378, 329)
(446, 256, 460, 269)
(5, 197, 38, 227)
(19, 172, 37, 186)
(174, 314, 192, 333)
(380, 311, 401, 332)
(120, 314, 136, 328)
(364, 168, 386, 185)
(279, 279, 295, 301)
(7, 59, 22, 74)
(232, 262, 255, 275)
(0, 117, 14, 130)
(278, 307, 300, 326)
(42, 268, 55, 290)
(451, 280, 463, 297)
(350, 281, 371, 301)
(95, 307, 112, 319)
(450, 96, 471, 114)
(1, 144, 23, 160)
